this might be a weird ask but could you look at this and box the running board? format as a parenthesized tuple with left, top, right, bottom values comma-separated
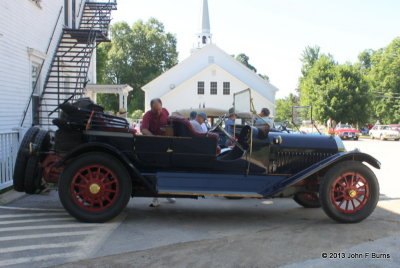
(156, 172, 285, 197)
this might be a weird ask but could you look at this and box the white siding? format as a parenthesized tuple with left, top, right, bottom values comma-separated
(0, 0, 88, 132)
(160, 64, 275, 115)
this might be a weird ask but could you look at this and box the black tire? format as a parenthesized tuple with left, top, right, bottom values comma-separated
(395, 139, 399, 141)
(13, 127, 40, 192)
(58, 152, 132, 223)
(293, 192, 321, 208)
(319, 161, 379, 223)
(24, 129, 51, 194)
(353, 137, 359, 141)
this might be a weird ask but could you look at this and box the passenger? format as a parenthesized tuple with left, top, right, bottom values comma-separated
(190, 112, 208, 133)
(117, 108, 127, 118)
(225, 107, 236, 136)
(201, 118, 208, 133)
(141, 98, 169, 136)
(141, 99, 175, 207)
(254, 108, 274, 128)
(189, 111, 197, 120)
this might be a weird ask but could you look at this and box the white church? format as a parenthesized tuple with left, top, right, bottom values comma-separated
(142, 0, 279, 115)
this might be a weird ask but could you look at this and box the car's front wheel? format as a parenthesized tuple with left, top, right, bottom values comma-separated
(319, 161, 379, 223)
(58, 152, 132, 223)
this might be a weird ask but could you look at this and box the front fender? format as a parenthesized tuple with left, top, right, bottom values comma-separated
(56, 142, 155, 193)
(262, 150, 380, 197)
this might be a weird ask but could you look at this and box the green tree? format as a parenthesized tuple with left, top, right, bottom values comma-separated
(367, 38, 400, 124)
(275, 93, 299, 122)
(357, 49, 374, 71)
(234, 53, 270, 81)
(96, 18, 178, 112)
(300, 45, 321, 77)
(299, 54, 370, 125)
(130, 109, 144, 119)
(235, 53, 257, 73)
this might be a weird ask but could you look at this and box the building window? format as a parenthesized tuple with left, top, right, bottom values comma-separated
(210, 82, 217, 95)
(31, 63, 40, 125)
(223, 82, 230, 95)
(197, 81, 204, 95)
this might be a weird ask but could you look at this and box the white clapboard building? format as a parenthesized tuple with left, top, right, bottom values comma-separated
(0, 0, 117, 190)
(142, 0, 278, 115)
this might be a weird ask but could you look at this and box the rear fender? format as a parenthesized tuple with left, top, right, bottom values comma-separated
(56, 142, 155, 193)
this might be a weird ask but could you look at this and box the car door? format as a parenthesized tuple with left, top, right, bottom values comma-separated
(134, 135, 173, 168)
(169, 136, 217, 169)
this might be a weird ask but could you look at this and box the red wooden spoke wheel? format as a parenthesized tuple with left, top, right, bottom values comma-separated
(71, 165, 120, 212)
(293, 192, 321, 208)
(59, 153, 132, 223)
(330, 172, 369, 214)
(319, 161, 379, 223)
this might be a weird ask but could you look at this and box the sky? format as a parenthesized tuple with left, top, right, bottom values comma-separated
(112, 0, 400, 98)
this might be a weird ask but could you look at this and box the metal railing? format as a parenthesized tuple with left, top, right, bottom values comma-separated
(20, 6, 64, 127)
(0, 131, 19, 190)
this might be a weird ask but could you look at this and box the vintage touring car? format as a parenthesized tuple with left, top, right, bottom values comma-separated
(13, 90, 380, 223)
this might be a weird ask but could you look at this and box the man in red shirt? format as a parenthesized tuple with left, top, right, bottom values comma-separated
(141, 98, 169, 136)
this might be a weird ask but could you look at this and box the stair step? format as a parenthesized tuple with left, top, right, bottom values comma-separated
(42, 91, 83, 94)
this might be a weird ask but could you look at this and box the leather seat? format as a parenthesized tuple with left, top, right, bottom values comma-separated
(168, 115, 221, 155)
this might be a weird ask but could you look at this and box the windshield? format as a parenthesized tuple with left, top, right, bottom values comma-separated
(233, 89, 254, 120)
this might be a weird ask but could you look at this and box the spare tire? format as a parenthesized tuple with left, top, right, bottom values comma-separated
(13, 127, 40, 192)
(24, 129, 51, 194)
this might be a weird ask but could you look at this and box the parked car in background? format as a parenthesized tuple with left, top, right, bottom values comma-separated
(369, 125, 400, 141)
(334, 125, 360, 140)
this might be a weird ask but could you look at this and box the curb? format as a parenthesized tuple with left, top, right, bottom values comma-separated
(0, 189, 26, 205)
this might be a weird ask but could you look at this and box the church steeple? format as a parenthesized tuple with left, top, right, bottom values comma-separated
(197, 0, 212, 47)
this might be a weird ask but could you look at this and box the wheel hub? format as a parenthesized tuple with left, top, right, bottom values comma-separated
(89, 183, 101, 194)
(348, 189, 357, 198)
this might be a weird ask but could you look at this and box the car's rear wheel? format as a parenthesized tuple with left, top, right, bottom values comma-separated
(13, 126, 40, 192)
(293, 192, 321, 208)
(58, 152, 132, 223)
(319, 161, 379, 223)
(395, 139, 399, 141)
(353, 137, 359, 141)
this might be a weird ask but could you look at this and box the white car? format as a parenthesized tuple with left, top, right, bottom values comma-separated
(369, 125, 400, 141)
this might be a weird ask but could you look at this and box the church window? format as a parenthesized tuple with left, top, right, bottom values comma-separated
(210, 82, 217, 95)
(198, 81, 205, 95)
(223, 82, 230, 95)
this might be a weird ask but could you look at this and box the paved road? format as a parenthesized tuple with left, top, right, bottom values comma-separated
(0, 138, 398, 267)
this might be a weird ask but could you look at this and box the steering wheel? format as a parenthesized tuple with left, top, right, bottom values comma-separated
(209, 114, 226, 132)
(209, 115, 244, 151)
(278, 121, 290, 133)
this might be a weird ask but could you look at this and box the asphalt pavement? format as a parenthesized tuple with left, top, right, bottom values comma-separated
(0, 138, 398, 267)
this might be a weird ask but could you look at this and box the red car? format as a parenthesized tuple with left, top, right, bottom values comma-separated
(335, 125, 360, 140)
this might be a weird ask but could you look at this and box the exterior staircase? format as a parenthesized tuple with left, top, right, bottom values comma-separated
(38, 0, 117, 128)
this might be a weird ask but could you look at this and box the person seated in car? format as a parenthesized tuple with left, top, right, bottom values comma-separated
(190, 112, 208, 133)
(141, 98, 169, 136)
(225, 107, 237, 136)
(189, 111, 197, 120)
(254, 108, 274, 128)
